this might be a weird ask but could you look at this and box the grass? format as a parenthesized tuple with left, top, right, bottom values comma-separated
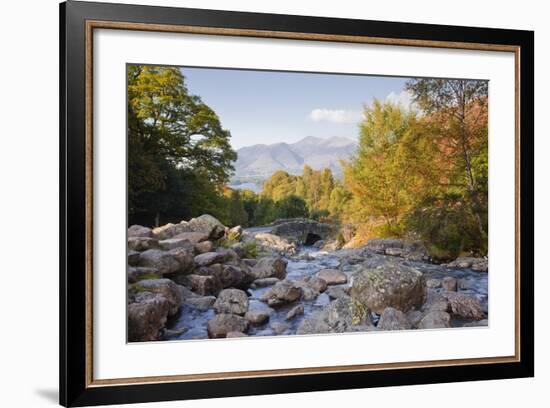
(241, 241, 259, 258)
(427, 245, 457, 262)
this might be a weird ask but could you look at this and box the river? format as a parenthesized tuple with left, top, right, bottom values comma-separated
(163, 244, 488, 340)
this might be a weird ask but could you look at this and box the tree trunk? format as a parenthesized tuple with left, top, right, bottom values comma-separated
(460, 117, 486, 239)
(457, 87, 486, 240)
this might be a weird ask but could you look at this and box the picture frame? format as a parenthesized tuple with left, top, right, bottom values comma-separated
(59, 1, 534, 406)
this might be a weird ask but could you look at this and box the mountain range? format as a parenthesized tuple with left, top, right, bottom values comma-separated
(231, 136, 358, 185)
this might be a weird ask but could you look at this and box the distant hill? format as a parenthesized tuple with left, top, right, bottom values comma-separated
(230, 136, 357, 189)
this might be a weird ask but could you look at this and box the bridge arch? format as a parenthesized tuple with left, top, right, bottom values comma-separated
(270, 219, 337, 245)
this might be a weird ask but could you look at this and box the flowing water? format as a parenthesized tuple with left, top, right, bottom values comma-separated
(164, 246, 488, 340)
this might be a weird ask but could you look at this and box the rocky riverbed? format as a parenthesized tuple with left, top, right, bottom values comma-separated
(127, 215, 488, 342)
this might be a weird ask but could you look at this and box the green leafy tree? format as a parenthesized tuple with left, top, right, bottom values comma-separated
(275, 195, 309, 219)
(127, 65, 236, 224)
(240, 189, 258, 225)
(228, 189, 249, 227)
(253, 197, 277, 225)
(328, 184, 352, 219)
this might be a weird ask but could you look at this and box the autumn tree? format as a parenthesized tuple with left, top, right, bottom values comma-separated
(343, 100, 430, 234)
(406, 78, 488, 252)
(261, 171, 297, 202)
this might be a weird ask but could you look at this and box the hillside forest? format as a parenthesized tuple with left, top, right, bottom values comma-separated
(127, 65, 488, 259)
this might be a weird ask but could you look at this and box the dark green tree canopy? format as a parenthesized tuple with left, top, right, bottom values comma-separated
(128, 65, 236, 225)
(128, 65, 236, 185)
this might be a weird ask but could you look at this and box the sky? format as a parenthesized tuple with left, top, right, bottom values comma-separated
(180, 66, 412, 149)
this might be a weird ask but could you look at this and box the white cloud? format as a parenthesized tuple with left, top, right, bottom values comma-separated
(385, 90, 418, 111)
(309, 108, 362, 124)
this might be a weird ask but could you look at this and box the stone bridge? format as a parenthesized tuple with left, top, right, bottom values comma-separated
(270, 218, 338, 245)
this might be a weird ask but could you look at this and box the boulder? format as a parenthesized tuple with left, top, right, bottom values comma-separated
(312, 240, 325, 249)
(216, 264, 250, 289)
(271, 321, 290, 335)
(217, 248, 240, 264)
(152, 222, 192, 240)
(245, 310, 270, 325)
(426, 279, 442, 289)
(322, 240, 342, 251)
(128, 225, 153, 238)
(442, 276, 458, 292)
(226, 331, 247, 338)
(131, 279, 183, 315)
(252, 277, 280, 288)
(172, 231, 209, 244)
(350, 262, 426, 314)
(139, 249, 181, 275)
(188, 215, 226, 240)
(377, 307, 412, 330)
(417, 311, 451, 329)
(426, 297, 450, 313)
(326, 286, 350, 300)
(286, 304, 305, 320)
(194, 252, 226, 267)
(365, 238, 428, 261)
(128, 250, 140, 266)
(385, 247, 404, 257)
(406, 310, 424, 328)
(167, 247, 195, 274)
(254, 233, 297, 255)
(181, 274, 221, 296)
(230, 242, 250, 259)
(242, 258, 257, 267)
(194, 240, 214, 254)
(128, 237, 159, 252)
(227, 225, 243, 240)
(445, 292, 485, 320)
(260, 280, 302, 307)
(207, 314, 248, 338)
(213, 289, 249, 315)
(365, 238, 405, 254)
(179, 285, 198, 300)
(472, 260, 489, 272)
(304, 276, 328, 293)
(127, 293, 171, 341)
(159, 238, 198, 251)
(250, 257, 287, 280)
(316, 269, 347, 285)
(183, 295, 216, 311)
(127, 266, 160, 283)
(197, 263, 223, 277)
(293, 281, 319, 301)
(297, 298, 373, 335)
(445, 257, 488, 272)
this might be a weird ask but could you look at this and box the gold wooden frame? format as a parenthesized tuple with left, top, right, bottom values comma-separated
(84, 20, 521, 388)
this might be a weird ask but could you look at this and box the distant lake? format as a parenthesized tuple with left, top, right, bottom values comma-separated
(229, 182, 262, 193)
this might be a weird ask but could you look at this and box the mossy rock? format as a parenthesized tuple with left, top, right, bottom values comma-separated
(350, 262, 426, 314)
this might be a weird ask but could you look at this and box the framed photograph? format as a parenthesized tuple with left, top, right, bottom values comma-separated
(60, 1, 534, 406)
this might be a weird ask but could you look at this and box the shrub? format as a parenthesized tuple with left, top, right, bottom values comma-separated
(241, 241, 259, 259)
(404, 197, 487, 259)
